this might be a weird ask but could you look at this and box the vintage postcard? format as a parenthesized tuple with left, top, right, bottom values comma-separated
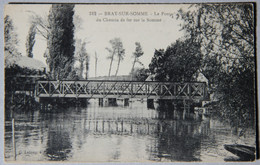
(3, 2, 258, 163)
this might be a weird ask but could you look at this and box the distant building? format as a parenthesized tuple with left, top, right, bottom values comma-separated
(88, 75, 131, 81)
(192, 70, 208, 84)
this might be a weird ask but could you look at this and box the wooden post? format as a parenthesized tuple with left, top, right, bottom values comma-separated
(10, 90, 17, 160)
(99, 98, 104, 106)
(12, 118, 16, 160)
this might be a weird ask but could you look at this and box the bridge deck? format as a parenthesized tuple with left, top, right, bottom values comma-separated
(36, 80, 208, 100)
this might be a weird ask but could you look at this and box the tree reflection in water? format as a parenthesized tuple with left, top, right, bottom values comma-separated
(150, 100, 210, 161)
(152, 121, 203, 161)
(44, 112, 72, 161)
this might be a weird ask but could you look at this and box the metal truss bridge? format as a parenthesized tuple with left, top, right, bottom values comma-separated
(35, 80, 208, 101)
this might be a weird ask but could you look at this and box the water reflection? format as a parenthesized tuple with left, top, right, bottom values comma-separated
(44, 113, 72, 161)
(4, 99, 255, 162)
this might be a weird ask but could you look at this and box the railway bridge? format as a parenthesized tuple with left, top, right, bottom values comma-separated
(35, 80, 208, 101)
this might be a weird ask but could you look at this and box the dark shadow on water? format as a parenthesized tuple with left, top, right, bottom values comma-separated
(45, 130, 72, 161)
(151, 120, 205, 161)
(43, 110, 73, 161)
(38, 97, 89, 113)
(155, 99, 196, 120)
(150, 99, 211, 161)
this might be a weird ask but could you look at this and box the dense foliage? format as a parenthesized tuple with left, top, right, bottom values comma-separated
(149, 38, 202, 82)
(176, 3, 255, 128)
(26, 23, 37, 58)
(4, 15, 20, 57)
(149, 3, 255, 129)
(75, 39, 89, 79)
(5, 65, 45, 112)
(47, 4, 75, 80)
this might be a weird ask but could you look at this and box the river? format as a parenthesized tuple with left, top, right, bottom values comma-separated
(4, 99, 255, 162)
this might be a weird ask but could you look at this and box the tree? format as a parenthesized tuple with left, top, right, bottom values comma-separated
(106, 46, 114, 77)
(75, 39, 89, 79)
(114, 38, 125, 76)
(164, 39, 202, 81)
(26, 23, 37, 58)
(29, 12, 50, 40)
(28, 12, 78, 54)
(149, 39, 202, 82)
(47, 4, 75, 80)
(106, 38, 125, 77)
(131, 42, 144, 80)
(177, 3, 255, 127)
(4, 15, 19, 56)
(28, 12, 51, 65)
(28, 10, 85, 79)
(85, 55, 89, 79)
(149, 49, 166, 81)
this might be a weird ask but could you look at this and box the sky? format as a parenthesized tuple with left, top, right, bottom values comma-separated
(4, 4, 186, 77)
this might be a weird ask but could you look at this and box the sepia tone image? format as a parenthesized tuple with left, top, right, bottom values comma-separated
(4, 3, 257, 162)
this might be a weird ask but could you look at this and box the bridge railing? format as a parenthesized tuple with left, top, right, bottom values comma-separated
(36, 80, 208, 100)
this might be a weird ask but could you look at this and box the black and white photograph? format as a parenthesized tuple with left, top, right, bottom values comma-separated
(3, 1, 258, 162)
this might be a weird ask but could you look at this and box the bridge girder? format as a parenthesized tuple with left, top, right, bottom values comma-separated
(36, 80, 208, 101)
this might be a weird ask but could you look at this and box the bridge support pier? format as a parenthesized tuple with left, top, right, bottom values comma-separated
(147, 99, 154, 109)
(124, 98, 129, 106)
(173, 103, 178, 119)
(108, 98, 117, 106)
(99, 98, 104, 106)
(182, 99, 194, 120)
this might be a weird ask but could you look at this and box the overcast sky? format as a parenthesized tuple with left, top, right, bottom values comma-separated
(5, 4, 186, 77)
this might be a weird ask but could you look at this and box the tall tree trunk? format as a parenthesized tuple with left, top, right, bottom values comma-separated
(95, 52, 97, 77)
(79, 61, 84, 79)
(115, 58, 121, 76)
(108, 51, 115, 77)
(131, 57, 137, 80)
(85, 57, 89, 79)
(48, 4, 75, 80)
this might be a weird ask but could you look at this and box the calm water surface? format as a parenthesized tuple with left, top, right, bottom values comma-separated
(5, 100, 255, 162)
